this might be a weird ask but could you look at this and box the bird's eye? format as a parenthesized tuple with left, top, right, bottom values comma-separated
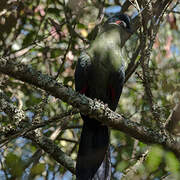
(114, 20, 127, 28)
(108, 17, 128, 29)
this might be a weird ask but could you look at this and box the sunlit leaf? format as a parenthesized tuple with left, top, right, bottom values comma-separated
(31, 163, 45, 175)
(146, 146, 163, 172)
(5, 153, 24, 177)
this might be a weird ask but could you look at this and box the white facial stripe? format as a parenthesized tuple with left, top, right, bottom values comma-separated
(109, 22, 120, 26)
(121, 21, 127, 28)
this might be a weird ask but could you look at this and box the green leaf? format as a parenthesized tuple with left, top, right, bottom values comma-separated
(23, 31, 36, 46)
(47, 8, 60, 15)
(165, 152, 180, 175)
(77, 23, 86, 29)
(51, 48, 63, 58)
(117, 160, 129, 171)
(146, 145, 163, 172)
(31, 163, 45, 175)
(5, 153, 24, 177)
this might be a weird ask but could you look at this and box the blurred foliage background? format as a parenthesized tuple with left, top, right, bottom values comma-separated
(0, 0, 180, 179)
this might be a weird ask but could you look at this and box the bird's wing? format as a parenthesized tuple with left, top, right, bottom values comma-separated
(75, 51, 92, 94)
(107, 67, 125, 111)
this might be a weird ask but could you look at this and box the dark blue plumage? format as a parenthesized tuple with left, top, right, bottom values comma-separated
(75, 13, 131, 180)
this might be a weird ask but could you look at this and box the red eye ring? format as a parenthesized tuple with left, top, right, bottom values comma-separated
(115, 20, 122, 25)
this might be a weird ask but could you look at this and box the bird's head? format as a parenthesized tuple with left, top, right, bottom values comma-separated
(106, 13, 132, 33)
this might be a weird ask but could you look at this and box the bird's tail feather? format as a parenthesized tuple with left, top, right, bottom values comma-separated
(76, 116, 109, 180)
(93, 148, 111, 180)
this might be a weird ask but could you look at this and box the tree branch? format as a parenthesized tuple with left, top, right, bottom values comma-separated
(25, 131, 75, 174)
(1, 57, 180, 158)
(0, 88, 75, 173)
(166, 103, 180, 135)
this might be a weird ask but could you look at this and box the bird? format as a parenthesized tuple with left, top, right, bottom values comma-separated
(75, 13, 132, 180)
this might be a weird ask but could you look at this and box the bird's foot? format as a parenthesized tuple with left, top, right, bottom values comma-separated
(104, 103, 108, 109)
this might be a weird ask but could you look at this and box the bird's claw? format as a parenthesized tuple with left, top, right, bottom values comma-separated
(104, 103, 108, 109)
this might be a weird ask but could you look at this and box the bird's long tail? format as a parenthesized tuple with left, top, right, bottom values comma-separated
(76, 115, 109, 180)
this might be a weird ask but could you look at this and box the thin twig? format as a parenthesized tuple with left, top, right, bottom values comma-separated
(122, 150, 149, 179)
(0, 109, 79, 148)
